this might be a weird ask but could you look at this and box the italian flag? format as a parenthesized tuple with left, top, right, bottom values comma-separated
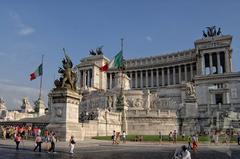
(100, 50, 123, 72)
(30, 64, 43, 81)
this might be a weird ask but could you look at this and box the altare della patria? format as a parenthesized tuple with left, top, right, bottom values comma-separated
(1, 26, 240, 141)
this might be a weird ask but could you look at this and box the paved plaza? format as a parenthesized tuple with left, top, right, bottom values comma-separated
(0, 139, 240, 159)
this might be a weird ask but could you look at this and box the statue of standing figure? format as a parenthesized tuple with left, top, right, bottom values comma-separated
(54, 48, 77, 91)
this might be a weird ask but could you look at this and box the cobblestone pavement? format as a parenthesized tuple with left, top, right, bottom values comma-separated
(0, 139, 239, 159)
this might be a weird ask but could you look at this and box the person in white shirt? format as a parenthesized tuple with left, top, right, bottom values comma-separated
(122, 131, 126, 143)
(173, 145, 191, 159)
(69, 136, 76, 154)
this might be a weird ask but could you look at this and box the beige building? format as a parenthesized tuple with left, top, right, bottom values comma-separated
(75, 30, 240, 135)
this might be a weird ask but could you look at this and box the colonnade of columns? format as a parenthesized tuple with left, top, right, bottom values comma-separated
(108, 63, 196, 89)
(201, 51, 229, 75)
(79, 69, 92, 88)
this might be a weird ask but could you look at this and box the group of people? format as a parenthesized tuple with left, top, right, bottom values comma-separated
(1, 125, 42, 140)
(168, 130, 177, 144)
(33, 131, 57, 153)
(0, 126, 76, 154)
(112, 130, 126, 144)
(12, 129, 58, 152)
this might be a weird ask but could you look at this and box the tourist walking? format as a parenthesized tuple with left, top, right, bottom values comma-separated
(169, 131, 173, 142)
(187, 135, 192, 150)
(173, 130, 177, 144)
(122, 131, 126, 143)
(115, 132, 120, 144)
(173, 145, 191, 159)
(48, 133, 56, 153)
(237, 132, 240, 145)
(44, 130, 50, 150)
(159, 131, 162, 144)
(112, 130, 116, 144)
(69, 136, 76, 154)
(15, 133, 22, 150)
(34, 135, 42, 152)
(192, 135, 198, 152)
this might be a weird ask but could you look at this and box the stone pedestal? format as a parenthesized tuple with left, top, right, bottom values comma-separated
(113, 72, 130, 90)
(184, 97, 198, 117)
(47, 88, 84, 141)
(182, 96, 199, 135)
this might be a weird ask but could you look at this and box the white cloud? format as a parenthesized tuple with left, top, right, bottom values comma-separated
(19, 27, 35, 36)
(9, 11, 35, 36)
(146, 36, 152, 42)
(0, 81, 47, 110)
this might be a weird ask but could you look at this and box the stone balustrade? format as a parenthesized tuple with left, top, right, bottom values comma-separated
(127, 109, 176, 118)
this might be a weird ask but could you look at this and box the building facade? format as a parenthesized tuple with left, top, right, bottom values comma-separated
(75, 31, 240, 135)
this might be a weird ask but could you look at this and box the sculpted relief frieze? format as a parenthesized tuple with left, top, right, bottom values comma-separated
(126, 98, 143, 109)
(150, 94, 177, 110)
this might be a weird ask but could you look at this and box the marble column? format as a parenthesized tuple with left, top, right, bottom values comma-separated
(209, 53, 213, 74)
(217, 52, 221, 74)
(146, 70, 148, 88)
(140, 71, 143, 88)
(202, 54, 205, 75)
(184, 65, 187, 82)
(225, 50, 230, 73)
(178, 66, 181, 84)
(167, 67, 170, 85)
(162, 68, 164, 86)
(190, 64, 193, 81)
(79, 70, 82, 88)
(135, 71, 138, 88)
(130, 72, 133, 88)
(87, 70, 90, 87)
(173, 67, 176, 85)
(83, 70, 86, 89)
(89, 69, 92, 87)
(226, 92, 230, 104)
(110, 73, 112, 89)
(151, 69, 154, 87)
(156, 69, 159, 87)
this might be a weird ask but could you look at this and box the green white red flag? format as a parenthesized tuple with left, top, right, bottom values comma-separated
(30, 64, 43, 81)
(100, 50, 123, 72)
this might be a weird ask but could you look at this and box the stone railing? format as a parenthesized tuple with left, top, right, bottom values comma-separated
(127, 109, 176, 118)
(125, 49, 196, 68)
(98, 109, 122, 121)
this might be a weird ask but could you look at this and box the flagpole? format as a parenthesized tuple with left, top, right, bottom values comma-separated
(120, 38, 124, 71)
(39, 55, 44, 100)
(120, 38, 124, 100)
(121, 38, 123, 53)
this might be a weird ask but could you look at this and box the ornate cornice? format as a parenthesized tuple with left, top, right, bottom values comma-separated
(195, 73, 240, 84)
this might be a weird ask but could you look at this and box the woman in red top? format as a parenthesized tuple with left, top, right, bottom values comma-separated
(15, 133, 21, 150)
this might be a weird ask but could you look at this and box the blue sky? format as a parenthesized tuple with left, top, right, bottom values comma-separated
(0, 0, 240, 109)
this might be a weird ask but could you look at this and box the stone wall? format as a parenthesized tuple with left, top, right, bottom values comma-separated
(83, 110, 122, 137)
(127, 110, 177, 135)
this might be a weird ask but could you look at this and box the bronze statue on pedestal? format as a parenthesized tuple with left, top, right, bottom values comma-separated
(54, 48, 77, 91)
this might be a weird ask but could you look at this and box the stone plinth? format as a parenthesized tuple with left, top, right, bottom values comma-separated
(184, 97, 198, 117)
(113, 72, 130, 90)
(47, 88, 84, 141)
(182, 96, 199, 135)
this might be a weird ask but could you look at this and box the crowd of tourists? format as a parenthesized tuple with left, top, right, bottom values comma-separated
(0, 125, 43, 140)
(0, 125, 76, 154)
